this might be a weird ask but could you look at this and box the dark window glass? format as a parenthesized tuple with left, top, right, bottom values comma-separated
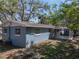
(4, 28, 7, 33)
(33, 29, 40, 34)
(15, 28, 21, 35)
(60, 29, 69, 36)
(30, 28, 41, 34)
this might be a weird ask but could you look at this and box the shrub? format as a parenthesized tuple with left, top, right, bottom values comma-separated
(8, 41, 79, 59)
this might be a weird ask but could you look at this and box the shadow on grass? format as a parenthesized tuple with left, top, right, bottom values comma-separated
(0, 40, 19, 53)
(7, 40, 79, 59)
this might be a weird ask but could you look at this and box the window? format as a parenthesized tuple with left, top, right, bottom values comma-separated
(30, 28, 41, 34)
(15, 28, 21, 35)
(34, 29, 41, 34)
(4, 28, 7, 33)
(60, 29, 69, 36)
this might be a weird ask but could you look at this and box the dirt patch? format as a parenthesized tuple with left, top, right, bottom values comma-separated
(0, 40, 61, 59)
(0, 49, 26, 59)
(0, 40, 79, 59)
(0, 41, 19, 59)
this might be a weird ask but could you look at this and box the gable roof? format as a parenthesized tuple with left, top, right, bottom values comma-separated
(2, 20, 55, 29)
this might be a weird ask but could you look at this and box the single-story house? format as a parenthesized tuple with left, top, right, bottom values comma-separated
(50, 27, 73, 40)
(2, 20, 55, 47)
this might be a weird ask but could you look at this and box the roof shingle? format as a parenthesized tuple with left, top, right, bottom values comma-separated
(3, 20, 55, 29)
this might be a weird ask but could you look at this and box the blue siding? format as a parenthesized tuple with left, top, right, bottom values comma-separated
(2, 27, 10, 41)
(3, 27, 50, 47)
(10, 27, 26, 47)
(26, 28, 50, 47)
(26, 32, 50, 47)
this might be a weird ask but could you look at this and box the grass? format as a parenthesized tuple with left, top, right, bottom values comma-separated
(0, 44, 13, 53)
(0, 41, 18, 53)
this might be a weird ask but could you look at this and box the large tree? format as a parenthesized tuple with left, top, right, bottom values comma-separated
(49, 0, 79, 31)
(0, 0, 51, 24)
(0, 0, 18, 21)
(18, 0, 51, 23)
(60, 0, 79, 30)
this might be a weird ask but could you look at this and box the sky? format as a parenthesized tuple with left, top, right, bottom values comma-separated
(17, 0, 66, 23)
(29, 0, 66, 23)
(43, 0, 65, 5)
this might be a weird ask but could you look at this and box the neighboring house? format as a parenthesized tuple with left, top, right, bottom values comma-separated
(51, 27, 74, 40)
(2, 20, 55, 47)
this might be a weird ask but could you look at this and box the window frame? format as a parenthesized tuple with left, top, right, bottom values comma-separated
(3, 28, 7, 34)
(60, 29, 69, 36)
(15, 28, 21, 36)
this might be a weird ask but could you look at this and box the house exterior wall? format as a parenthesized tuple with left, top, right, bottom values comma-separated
(2, 27, 10, 41)
(10, 27, 26, 47)
(3, 27, 50, 47)
(3, 27, 26, 47)
(26, 28, 50, 47)
(55, 30, 73, 40)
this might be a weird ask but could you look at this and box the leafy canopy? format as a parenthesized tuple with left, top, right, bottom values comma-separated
(49, 0, 79, 30)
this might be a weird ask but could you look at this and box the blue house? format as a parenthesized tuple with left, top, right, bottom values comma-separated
(2, 20, 55, 47)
